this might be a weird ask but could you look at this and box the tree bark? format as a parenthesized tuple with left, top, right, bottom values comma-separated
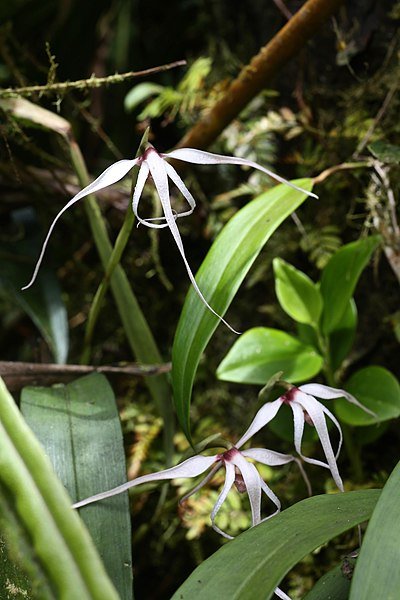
(177, 0, 345, 150)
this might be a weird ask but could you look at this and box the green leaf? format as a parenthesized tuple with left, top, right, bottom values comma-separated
(320, 236, 380, 334)
(350, 461, 400, 599)
(124, 82, 165, 112)
(20, 373, 132, 599)
(216, 327, 323, 384)
(171, 179, 315, 439)
(335, 366, 400, 425)
(0, 376, 119, 600)
(0, 209, 69, 364)
(273, 258, 323, 325)
(303, 558, 355, 600)
(329, 298, 358, 371)
(172, 490, 380, 600)
(368, 141, 400, 164)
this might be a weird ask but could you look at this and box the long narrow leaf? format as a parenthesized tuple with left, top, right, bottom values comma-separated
(350, 460, 400, 599)
(21, 373, 132, 599)
(172, 490, 380, 600)
(0, 377, 119, 599)
(171, 180, 314, 439)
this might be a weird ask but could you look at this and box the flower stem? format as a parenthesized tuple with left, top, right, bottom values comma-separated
(68, 138, 174, 465)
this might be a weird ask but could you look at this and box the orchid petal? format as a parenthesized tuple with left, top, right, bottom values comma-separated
(297, 393, 344, 491)
(163, 148, 318, 199)
(236, 399, 282, 449)
(230, 453, 262, 526)
(290, 400, 329, 470)
(22, 159, 138, 290)
(72, 454, 216, 509)
(145, 149, 240, 334)
(258, 477, 281, 517)
(274, 587, 293, 600)
(317, 402, 343, 460)
(164, 161, 196, 218)
(210, 462, 235, 540)
(299, 383, 376, 417)
(290, 401, 306, 457)
(241, 448, 295, 467)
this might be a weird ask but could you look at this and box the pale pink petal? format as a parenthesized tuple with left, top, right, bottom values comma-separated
(274, 587, 293, 600)
(235, 399, 283, 449)
(131, 161, 168, 227)
(145, 149, 240, 334)
(318, 403, 343, 460)
(290, 400, 329, 470)
(164, 161, 196, 218)
(163, 148, 318, 199)
(210, 462, 235, 539)
(22, 159, 138, 290)
(299, 383, 376, 417)
(73, 454, 216, 509)
(230, 453, 262, 526)
(241, 448, 295, 467)
(296, 393, 344, 491)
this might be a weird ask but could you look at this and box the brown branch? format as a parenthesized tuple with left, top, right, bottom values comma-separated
(0, 361, 171, 392)
(177, 0, 345, 151)
(0, 60, 186, 98)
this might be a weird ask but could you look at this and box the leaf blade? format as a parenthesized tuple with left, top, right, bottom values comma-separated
(350, 461, 400, 599)
(217, 327, 323, 384)
(21, 373, 133, 599)
(172, 490, 380, 600)
(172, 179, 315, 439)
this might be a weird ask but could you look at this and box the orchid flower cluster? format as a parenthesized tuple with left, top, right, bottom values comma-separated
(73, 381, 373, 600)
(73, 382, 373, 520)
(22, 143, 317, 333)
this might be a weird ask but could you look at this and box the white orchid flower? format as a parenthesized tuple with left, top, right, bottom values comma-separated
(73, 430, 310, 541)
(236, 383, 376, 492)
(22, 144, 317, 333)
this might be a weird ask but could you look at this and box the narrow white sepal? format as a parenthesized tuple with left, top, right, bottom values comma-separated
(299, 383, 377, 417)
(231, 453, 262, 526)
(73, 454, 215, 509)
(236, 399, 282, 449)
(22, 158, 138, 290)
(297, 393, 344, 492)
(146, 149, 240, 334)
(163, 148, 318, 199)
(210, 462, 235, 540)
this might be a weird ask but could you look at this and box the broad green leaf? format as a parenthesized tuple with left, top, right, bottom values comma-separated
(350, 461, 400, 599)
(304, 558, 355, 599)
(320, 236, 380, 334)
(0, 376, 119, 600)
(124, 82, 165, 112)
(172, 179, 315, 439)
(329, 298, 357, 370)
(172, 490, 380, 600)
(0, 209, 69, 364)
(368, 141, 400, 164)
(335, 366, 400, 425)
(21, 373, 132, 599)
(273, 258, 323, 325)
(217, 327, 323, 384)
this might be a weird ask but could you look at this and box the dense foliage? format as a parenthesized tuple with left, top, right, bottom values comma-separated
(0, 1, 399, 599)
